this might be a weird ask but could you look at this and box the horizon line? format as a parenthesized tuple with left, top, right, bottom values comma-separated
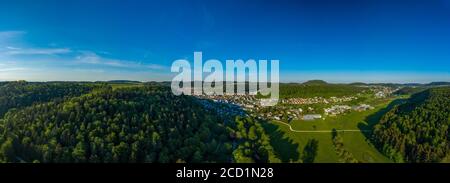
(1, 79, 449, 85)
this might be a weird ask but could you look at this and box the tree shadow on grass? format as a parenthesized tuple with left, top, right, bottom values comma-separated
(302, 139, 319, 163)
(358, 98, 407, 138)
(262, 122, 300, 163)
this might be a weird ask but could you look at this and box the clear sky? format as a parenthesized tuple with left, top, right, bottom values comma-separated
(1, 0, 450, 83)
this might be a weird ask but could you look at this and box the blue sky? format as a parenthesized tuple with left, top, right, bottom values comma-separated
(1, 0, 450, 83)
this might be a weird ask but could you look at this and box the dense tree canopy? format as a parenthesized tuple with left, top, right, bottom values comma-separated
(230, 116, 278, 163)
(373, 87, 450, 162)
(0, 83, 276, 163)
(0, 85, 236, 163)
(0, 81, 95, 117)
(393, 87, 425, 95)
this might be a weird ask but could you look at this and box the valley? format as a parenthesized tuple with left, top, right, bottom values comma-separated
(0, 80, 448, 163)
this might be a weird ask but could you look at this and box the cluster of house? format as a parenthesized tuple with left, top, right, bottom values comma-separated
(369, 86, 395, 98)
(196, 98, 246, 118)
(195, 94, 307, 121)
(195, 94, 262, 123)
(324, 105, 352, 116)
(252, 103, 375, 121)
(196, 94, 257, 109)
(253, 106, 304, 121)
(281, 96, 357, 105)
(194, 94, 375, 122)
(352, 104, 374, 111)
(375, 91, 386, 98)
(324, 104, 374, 116)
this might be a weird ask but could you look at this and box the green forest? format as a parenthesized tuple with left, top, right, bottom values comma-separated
(372, 87, 450, 162)
(0, 81, 449, 163)
(0, 81, 96, 117)
(0, 82, 274, 163)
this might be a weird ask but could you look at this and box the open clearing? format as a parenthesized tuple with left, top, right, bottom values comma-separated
(264, 98, 399, 163)
(271, 120, 368, 133)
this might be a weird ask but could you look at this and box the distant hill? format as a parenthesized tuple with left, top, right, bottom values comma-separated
(302, 80, 328, 85)
(279, 83, 365, 98)
(393, 86, 425, 95)
(426, 82, 450, 86)
(105, 80, 141, 84)
(349, 82, 367, 86)
(0, 81, 96, 117)
(373, 87, 450, 162)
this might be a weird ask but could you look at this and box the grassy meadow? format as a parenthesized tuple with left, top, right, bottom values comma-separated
(263, 98, 403, 163)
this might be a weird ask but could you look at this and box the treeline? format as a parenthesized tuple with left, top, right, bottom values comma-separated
(279, 83, 365, 98)
(0, 85, 233, 163)
(393, 87, 425, 95)
(331, 129, 359, 163)
(0, 81, 96, 117)
(302, 139, 319, 163)
(373, 87, 450, 162)
(230, 117, 279, 163)
(0, 83, 275, 163)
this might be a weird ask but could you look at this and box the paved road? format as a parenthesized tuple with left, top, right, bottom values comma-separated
(271, 120, 370, 133)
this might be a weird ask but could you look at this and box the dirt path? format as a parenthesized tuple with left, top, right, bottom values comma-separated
(271, 120, 370, 133)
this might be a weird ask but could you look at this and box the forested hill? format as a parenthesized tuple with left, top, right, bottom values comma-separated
(0, 81, 96, 117)
(392, 86, 425, 95)
(0, 86, 230, 163)
(279, 83, 366, 98)
(302, 80, 328, 85)
(0, 84, 275, 163)
(373, 87, 450, 162)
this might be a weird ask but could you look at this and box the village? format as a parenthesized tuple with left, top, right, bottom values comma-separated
(281, 96, 357, 105)
(194, 86, 393, 122)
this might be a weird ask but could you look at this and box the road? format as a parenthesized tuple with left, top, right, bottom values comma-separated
(271, 120, 370, 133)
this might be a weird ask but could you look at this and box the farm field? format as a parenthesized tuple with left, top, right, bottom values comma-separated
(263, 98, 400, 163)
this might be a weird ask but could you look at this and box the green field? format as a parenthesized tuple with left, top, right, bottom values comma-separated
(263, 98, 403, 163)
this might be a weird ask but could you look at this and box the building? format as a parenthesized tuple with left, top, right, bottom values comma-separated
(324, 105, 351, 116)
(302, 114, 322, 121)
(352, 104, 374, 111)
(375, 91, 386, 98)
